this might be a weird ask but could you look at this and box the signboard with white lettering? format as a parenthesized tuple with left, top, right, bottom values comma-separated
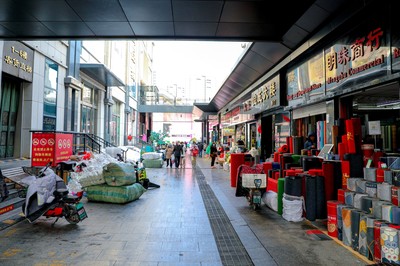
(2, 42, 34, 82)
(325, 25, 388, 93)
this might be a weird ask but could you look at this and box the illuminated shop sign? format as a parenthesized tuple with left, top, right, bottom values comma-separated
(287, 22, 388, 107)
(2, 42, 34, 82)
(325, 26, 387, 92)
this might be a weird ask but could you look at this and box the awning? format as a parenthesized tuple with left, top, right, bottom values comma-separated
(292, 102, 327, 120)
(193, 102, 218, 113)
(80, 63, 125, 87)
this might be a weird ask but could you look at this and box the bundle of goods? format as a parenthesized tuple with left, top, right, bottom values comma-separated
(85, 183, 146, 204)
(328, 160, 400, 264)
(70, 153, 146, 204)
(70, 153, 117, 187)
(141, 152, 163, 168)
(85, 162, 145, 203)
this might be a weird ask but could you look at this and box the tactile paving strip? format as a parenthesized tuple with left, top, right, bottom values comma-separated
(195, 168, 254, 266)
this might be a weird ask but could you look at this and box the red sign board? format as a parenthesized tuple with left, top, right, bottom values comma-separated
(32, 133, 73, 166)
(0, 204, 14, 215)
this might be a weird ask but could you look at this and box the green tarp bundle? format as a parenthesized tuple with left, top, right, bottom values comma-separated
(103, 162, 137, 186)
(142, 159, 163, 168)
(85, 183, 146, 204)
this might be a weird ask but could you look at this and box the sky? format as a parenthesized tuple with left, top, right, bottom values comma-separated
(152, 41, 248, 93)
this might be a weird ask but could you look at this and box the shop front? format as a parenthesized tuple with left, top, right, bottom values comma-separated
(208, 115, 219, 145)
(274, 5, 400, 263)
(220, 106, 255, 150)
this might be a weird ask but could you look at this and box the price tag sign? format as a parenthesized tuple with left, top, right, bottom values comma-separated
(368, 121, 381, 135)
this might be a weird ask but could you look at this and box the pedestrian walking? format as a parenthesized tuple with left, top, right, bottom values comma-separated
(180, 142, 186, 168)
(205, 142, 212, 158)
(173, 142, 183, 168)
(197, 142, 204, 158)
(165, 144, 174, 168)
(190, 143, 199, 167)
(210, 143, 218, 169)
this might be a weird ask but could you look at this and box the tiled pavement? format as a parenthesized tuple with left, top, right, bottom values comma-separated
(0, 155, 370, 265)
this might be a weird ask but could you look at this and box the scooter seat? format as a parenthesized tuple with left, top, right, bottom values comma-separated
(54, 189, 68, 197)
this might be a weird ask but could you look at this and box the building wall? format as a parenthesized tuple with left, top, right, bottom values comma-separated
(20, 41, 68, 158)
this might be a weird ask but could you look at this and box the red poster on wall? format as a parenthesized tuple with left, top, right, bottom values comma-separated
(31, 133, 73, 167)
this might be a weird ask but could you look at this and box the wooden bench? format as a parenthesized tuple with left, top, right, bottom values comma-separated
(1, 167, 31, 188)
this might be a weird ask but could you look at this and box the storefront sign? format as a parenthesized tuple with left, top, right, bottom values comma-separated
(391, 18, 400, 72)
(2, 42, 34, 82)
(287, 52, 325, 107)
(32, 132, 73, 167)
(247, 75, 280, 114)
(325, 25, 388, 92)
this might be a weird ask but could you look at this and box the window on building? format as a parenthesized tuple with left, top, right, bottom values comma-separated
(43, 59, 58, 130)
(81, 83, 98, 134)
(110, 100, 121, 146)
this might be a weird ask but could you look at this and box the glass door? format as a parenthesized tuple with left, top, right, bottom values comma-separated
(0, 77, 20, 158)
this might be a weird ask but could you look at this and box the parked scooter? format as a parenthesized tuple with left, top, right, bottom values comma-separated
(248, 179, 263, 210)
(21, 162, 87, 224)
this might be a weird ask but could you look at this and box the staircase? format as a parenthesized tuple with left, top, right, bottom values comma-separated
(0, 168, 27, 230)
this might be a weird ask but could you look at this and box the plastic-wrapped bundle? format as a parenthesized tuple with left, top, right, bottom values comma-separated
(366, 216, 376, 260)
(364, 167, 376, 182)
(337, 204, 347, 241)
(351, 209, 363, 251)
(373, 200, 390, 219)
(358, 213, 370, 257)
(382, 205, 393, 223)
(347, 178, 363, 192)
(377, 183, 392, 202)
(86, 183, 146, 204)
(262, 191, 278, 212)
(354, 193, 368, 209)
(356, 179, 367, 193)
(103, 162, 137, 186)
(342, 207, 354, 246)
(380, 227, 400, 264)
(142, 152, 162, 160)
(365, 181, 377, 198)
(70, 166, 105, 188)
(142, 159, 163, 168)
(345, 191, 355, 206)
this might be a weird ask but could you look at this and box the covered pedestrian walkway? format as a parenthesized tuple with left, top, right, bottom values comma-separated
(0, 153, 367, 265)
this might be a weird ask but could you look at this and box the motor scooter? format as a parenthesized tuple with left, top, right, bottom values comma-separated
(248, 179, 263, 210)
(21, 162, 87, 224)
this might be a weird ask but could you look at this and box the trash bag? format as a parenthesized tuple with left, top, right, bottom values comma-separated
(282, 194, 304, 222)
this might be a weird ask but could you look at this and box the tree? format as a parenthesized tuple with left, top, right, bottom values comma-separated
(149, 131, 169, 145)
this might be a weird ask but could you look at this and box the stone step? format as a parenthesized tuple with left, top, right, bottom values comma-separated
(0, 196, 25, 218)
(0, 203, 25, 230)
